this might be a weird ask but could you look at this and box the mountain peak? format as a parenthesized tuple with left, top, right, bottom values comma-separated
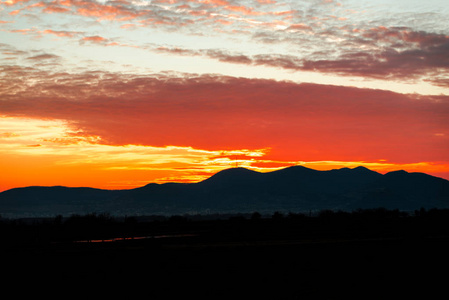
(352, 166, 380, 174)
(213, 167, 260, 176)
(385, 170, 409, 176)
(272, 165, 317, 174)
(328, 166, 379, 175)
(354, 166, 370, 171)
(199, 167, 261, 184)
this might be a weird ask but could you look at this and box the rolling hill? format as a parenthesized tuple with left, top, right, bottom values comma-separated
(1, 166, 449, 218)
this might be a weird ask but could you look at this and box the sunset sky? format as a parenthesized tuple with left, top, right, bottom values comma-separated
(1, 0, 448, 191)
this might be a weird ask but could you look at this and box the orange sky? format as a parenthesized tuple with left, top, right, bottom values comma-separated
(1, 76, 448, 191)
(1, 0, 448, 191)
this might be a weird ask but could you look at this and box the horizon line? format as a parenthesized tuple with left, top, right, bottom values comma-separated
(3, 165, 443, 193)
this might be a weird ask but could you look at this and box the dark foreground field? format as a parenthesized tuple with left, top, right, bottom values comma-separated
(2, 209, 449, 299)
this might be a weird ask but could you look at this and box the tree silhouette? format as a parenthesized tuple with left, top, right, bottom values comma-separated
(251, 212, 261, 221)
(272, 211, 284, 220)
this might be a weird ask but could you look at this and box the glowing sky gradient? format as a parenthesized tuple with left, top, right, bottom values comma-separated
(1, 0, 448, 191)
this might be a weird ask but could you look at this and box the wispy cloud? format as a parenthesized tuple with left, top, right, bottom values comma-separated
(0, 43, 28, 59)
(26, 53, 61, 61)
(154, 27, 449, 85)
(41, 29, 83, 38)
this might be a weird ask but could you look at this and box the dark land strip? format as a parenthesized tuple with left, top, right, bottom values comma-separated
(2, 209, 449, 299)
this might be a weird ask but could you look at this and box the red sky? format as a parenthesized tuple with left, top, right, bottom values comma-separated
(1, 71, 448, 191)
(1, 0, 448, 191)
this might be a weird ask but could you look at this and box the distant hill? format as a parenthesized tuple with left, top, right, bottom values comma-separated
(1, 166, 449, 218)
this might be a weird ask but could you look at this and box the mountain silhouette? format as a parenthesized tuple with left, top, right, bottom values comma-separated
(1, 166, 449, 218)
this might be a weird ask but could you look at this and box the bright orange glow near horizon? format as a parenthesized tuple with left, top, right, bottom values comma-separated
(1, 115, 448, 192)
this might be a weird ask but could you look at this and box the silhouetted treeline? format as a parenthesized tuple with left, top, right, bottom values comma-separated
(2, 208, 449, 300)
(1, 207, 449, 249)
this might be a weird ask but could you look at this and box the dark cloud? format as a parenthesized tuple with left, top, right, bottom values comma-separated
(300, 28, 449, 80)
(0, 43, 28, 58)
(155, 25, 449, 84)
(26, 53, 61, 61)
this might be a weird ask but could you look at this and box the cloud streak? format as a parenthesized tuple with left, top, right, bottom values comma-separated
(154, 26, 449, 85)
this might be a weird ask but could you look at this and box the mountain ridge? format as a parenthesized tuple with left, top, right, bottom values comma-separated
(1, 166, 449, 218)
